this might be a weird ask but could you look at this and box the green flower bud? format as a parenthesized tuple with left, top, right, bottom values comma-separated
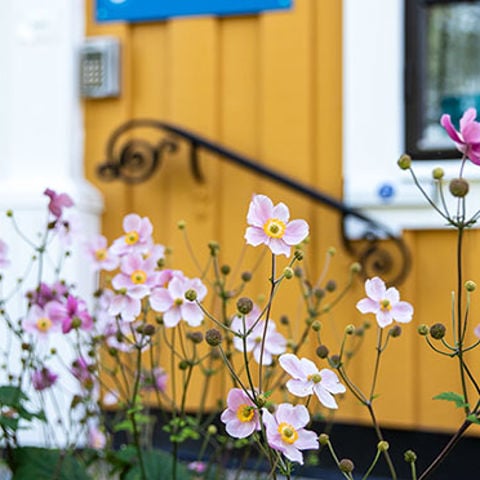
(237, 297, 254, 315)
(345, 324, 355, 335)
(311, 320, 321, 332)
(350, 262, 362, 274)
(316, 345, 329, 359)
(177, 220, 186, 230)
(280, 315, 289, 325)
(432, 167, 444, 180)
(294, 250, 304, 261)
(397, 154, 412, 170)
(221, 264, 231, 275)
(241, 271, 252, 282)
(325, 280, 337, 292)
(377, 441, 389, 452)
(6, 210, 13, 217)
(207, 425, 217, 435)
(429, 323, 446, 340)
(143, 324, 156, 336)
(329, 354, 341, 369)
(187, 331, 204, 344)
(185, 289, 197, 301)
(318, 433, 330, 445)
(389, 325, 402, 338)
(404, 450, 417, 463)
(178, 360, 190, 370)
(465, 280, 477, 292)
(283, 267, 294, 279)
(449, 178, 469, 197)
(294, 267, 303, 278)
(417, 324, 429, 336)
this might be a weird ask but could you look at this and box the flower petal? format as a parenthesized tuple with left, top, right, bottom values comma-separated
(365, 277, 386, 301)
(247, 195, 274, 227)
(391, 301, 414, 323)
(313, 384, 338, 409)
(245, 226, 268, 246)
(283, 219, 309, 245)
(441, 114, 463, 144)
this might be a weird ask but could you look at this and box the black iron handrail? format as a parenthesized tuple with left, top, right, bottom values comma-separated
(97, 119, 411, 284)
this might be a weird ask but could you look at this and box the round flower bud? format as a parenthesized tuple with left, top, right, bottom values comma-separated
(294, 267, 303, 278)
(208, 241, 220, 255)
(389, 325, 402, 338)
(318, 433, 330, 446)
(377, 441, 389, 452)
(326, 280, 337, 293)
(328, 247, 336, 256)
(432, 167, 445, 180)
(205, 328, 223, 347)
(350, 262, 362, 274)
(71, 318, 82, 329)
(178, 360, 190, 370)
(311, 320, 321, 332)
(449, 178, 469, 197)
(345, 324, 355, 335)
(294, 250, 304, 261)
(404, 450, 417, 463)
(185, 289, 197, 302)
(397, 154, 412, 170)
(236, 297, 254, 315)
(329, 354, 341, 369)
(221, 265, 231, 276)
(283, 267, 294, 279)
(465, 280, 477, 292)
(207, 425, 217, 435)
(142, 324, 156, 336)
(339, 458, 355, 473)
(177, 220, 186, 230)
(417, 324, 429, 336)
(314, 288, 325, 300)
(241, 271, 252, 282)
(187, 331, 204, 344)
(6, 210, 13, 217)
(316, 345, 329, 359)
(280, 315, 289, 325)
(256, 394, 267, 407)
(429, 323, 446, 340)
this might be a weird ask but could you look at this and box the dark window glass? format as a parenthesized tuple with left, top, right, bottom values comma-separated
(405, 0, 480, 159)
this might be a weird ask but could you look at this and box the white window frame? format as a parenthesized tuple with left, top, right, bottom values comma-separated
(342, 0, 480, 237)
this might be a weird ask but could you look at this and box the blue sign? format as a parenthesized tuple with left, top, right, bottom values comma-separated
(96, 0, 292, 23)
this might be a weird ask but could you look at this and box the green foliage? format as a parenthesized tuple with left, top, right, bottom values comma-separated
(433, 391, 468, 409)
(10, 447, 91, 480)
(163, 416, 200, 443)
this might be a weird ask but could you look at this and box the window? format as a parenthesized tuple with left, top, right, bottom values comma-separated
(405, 0, 480, 160)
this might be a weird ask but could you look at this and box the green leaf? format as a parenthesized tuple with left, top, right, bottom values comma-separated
(467, 414, 480, 425)
(113, 419, 135, 433)
(433, 391, 468, 409)
(0, 386, 27, 407)
(10, 447, 91, 480)
(124, 450, 192, 480)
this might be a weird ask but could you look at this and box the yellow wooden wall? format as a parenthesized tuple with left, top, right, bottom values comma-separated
(84, 0, 480, 435)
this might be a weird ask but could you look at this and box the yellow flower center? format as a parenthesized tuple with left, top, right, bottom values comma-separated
(278, 422, 298, 444)
(236, 404, 254, 423)
(174, 298, 183, 306)
(95, 248, 108, 261)
(125, 230, 139, 245)
(263, 219, 286, 239)
(307, 373, 322, 384)
(130, 269, 147, 284)
(380, 299, 392, 311)
(36, 317, 52, 333)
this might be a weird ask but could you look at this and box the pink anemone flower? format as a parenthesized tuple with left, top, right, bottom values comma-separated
(263, 403, 319, 465)
(279, 354, 345, 409)
(245, 194, 309, 257)
(44, 188, 74, 219)
(356, 277, 413, 328)
(110, 213, 154, 256)
(220, 388, 260, 438)
(440, 108, 480, 165)
(85, 235, 119, 272)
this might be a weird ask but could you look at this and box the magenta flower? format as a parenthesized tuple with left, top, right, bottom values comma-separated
(0, 240, 9, 269)
(440, 108, 480, 165)
(112, 253, 159, 299)
(356, 277, 413, 328)
(245, 194, 309, 257)
(220, 388, 260, 438)
(48, 295, 93, 333)
(262, 403, 319, 465)
(22, 304, 61, 338)
(141, 367, 168, 392)
(32, 367, 58, 391)
(149, 273, 207, 328)
(110, 213, 154, 256)
(71, 357, 95, 388)
(27, 282, 68, 308)
(231, 309, 286, 365)
(188, 462, 207, 474)
(85, 235, 119, 272)
(43, 188, 74, 219)
(279, 354, 345, 409)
